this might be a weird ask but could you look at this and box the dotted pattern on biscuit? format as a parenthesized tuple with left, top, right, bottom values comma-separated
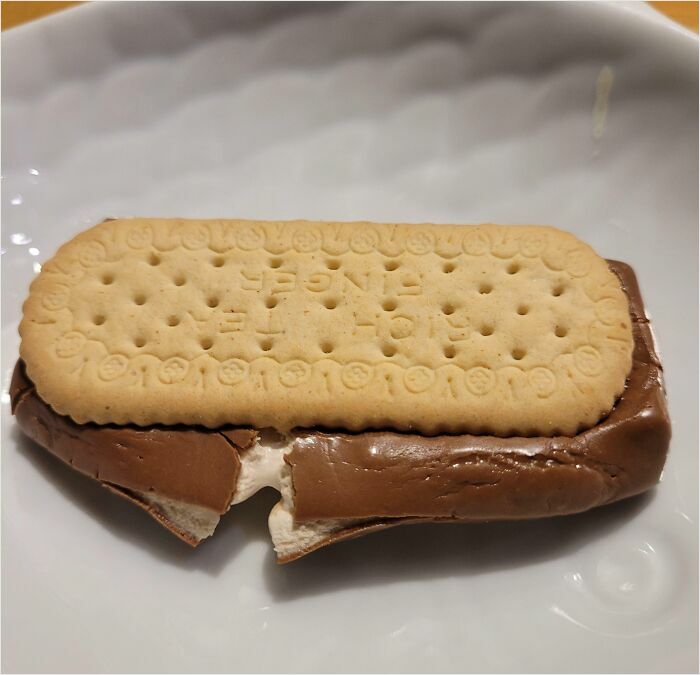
(19, 219, 634, 436)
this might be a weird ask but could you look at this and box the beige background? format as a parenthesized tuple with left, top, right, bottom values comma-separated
(1, 1, 699, 32)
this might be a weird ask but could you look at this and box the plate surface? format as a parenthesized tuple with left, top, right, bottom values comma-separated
(2, 2, 697, 672)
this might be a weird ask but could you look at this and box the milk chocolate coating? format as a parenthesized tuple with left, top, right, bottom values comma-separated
(11, 362, 254, 515)
(285, 261, 670, 526)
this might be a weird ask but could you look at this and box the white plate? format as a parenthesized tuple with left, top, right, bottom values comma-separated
(2, 3, 697, 672)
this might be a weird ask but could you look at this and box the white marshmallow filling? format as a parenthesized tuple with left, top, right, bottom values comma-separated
(233, 429, 351, 559)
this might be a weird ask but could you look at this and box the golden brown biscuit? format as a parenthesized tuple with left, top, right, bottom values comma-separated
(19, 219, 633, 436)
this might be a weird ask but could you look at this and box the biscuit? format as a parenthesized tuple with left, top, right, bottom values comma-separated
(19, 219, 633, 436)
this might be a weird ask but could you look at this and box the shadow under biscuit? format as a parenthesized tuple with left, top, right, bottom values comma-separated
(262, 491, 655, 601)
(11, 425, 277, 576)
(11, 423, 655, 588)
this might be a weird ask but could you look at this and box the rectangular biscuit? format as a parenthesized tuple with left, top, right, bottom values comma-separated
(19, 218, 634, 436)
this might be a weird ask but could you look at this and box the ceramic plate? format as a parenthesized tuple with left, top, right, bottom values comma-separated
(2, 2, 697, 672)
